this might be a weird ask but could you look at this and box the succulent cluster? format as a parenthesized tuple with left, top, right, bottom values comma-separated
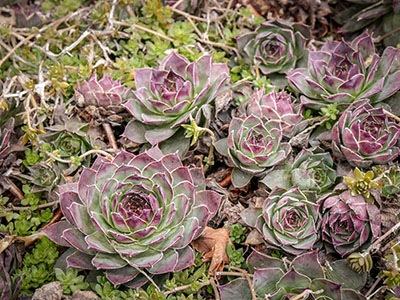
(218, 250, 366, 299)
(332, 99, 400, 167)
(287, 32, 400, 109)
(123, 52, 229, 152)
(237, 20, 310, 76)
(44, 147, 221, 287)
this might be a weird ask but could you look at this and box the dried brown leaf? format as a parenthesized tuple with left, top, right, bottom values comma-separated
(191, 227, 232, 275)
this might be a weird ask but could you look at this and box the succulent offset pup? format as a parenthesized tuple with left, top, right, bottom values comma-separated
(44, 147, 221, 288)
(287, 32, 400, 109)
(123, 51, 229, 154)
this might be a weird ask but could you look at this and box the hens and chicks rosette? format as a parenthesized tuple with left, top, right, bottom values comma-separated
(123, 52, 229, 154)
(44, 147, 221, 288)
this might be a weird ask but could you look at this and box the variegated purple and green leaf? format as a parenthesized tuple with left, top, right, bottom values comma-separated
(43, 147, 221, 288)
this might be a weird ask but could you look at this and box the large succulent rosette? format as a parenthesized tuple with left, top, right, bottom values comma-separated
(76, 72, 131, 107)
(123, 52, 229, 148)
(287, 32, 400, 109)
(214, 115, 291, 187)
(246, 88, 306, 138)
(241, 187, 320, 255)
(0, 118, 14, 159)
(332, 99, 400, 167)
(219, 250, 366, 300)
(237, 20, 310, 75)
(44, 147, 221, 287)
(319, 190, 381, 256)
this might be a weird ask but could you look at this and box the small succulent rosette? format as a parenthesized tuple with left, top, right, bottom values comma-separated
(123, 52, 229, 153)
(287, 32, 400, 109)
(246, 88, 306, 138)
(45, 120, 92, 169)
(237, 20, 310, 75)
(44, 147, 221, 288)
(0, 118, 14, 159)
(215, 115, 291, 187)
(332, 99, 400, 168)
(261, 147, 337, 195)
(319, 190, 381, 257)
(241, 187, 320, 255)
(76, 72, 131, 107)
(218, 250, 366, 300)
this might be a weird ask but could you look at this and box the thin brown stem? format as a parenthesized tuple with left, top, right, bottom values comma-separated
(4, 178, 24, 200)
(365, 275, 384, 298)
(103, 123, 118, 150)
(164, 279, 212, 295)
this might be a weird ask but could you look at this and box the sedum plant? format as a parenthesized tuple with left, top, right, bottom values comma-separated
(319, 190, 381, 256)
(241, 187, 320, 255)
(245, 88, 306, 138)
(332, 99, 400, 168)
(55, 268, 89, 295)
(0, 118, 14, 159)
(44, 147, 221, 288)
(215, 115, 291, 188)
(218, 250, 366, 300)
(261, 147, 337, 195)
(287, 32, 400, 109)
(237, 20, 310, 75)
(123, 52, 229, 154)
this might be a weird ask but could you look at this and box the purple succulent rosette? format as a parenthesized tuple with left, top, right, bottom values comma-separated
(43, 147, 221, 288)
(287, 32, 400, 109)
(214, 115, 291, 187)
(76, 72, 131, 107)
(241, 187, 320, 255)
(246, 88, 306, 138)
(0, 118, 14, 159)
(332, 99, 400, 167)
(319, 190, 381, 257)
(237, 20, 310, 75)
(123, 52, 229, 147)
(218, 250, 366, 300)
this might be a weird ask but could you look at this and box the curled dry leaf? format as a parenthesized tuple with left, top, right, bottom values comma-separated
(191, 227, 232, 276)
